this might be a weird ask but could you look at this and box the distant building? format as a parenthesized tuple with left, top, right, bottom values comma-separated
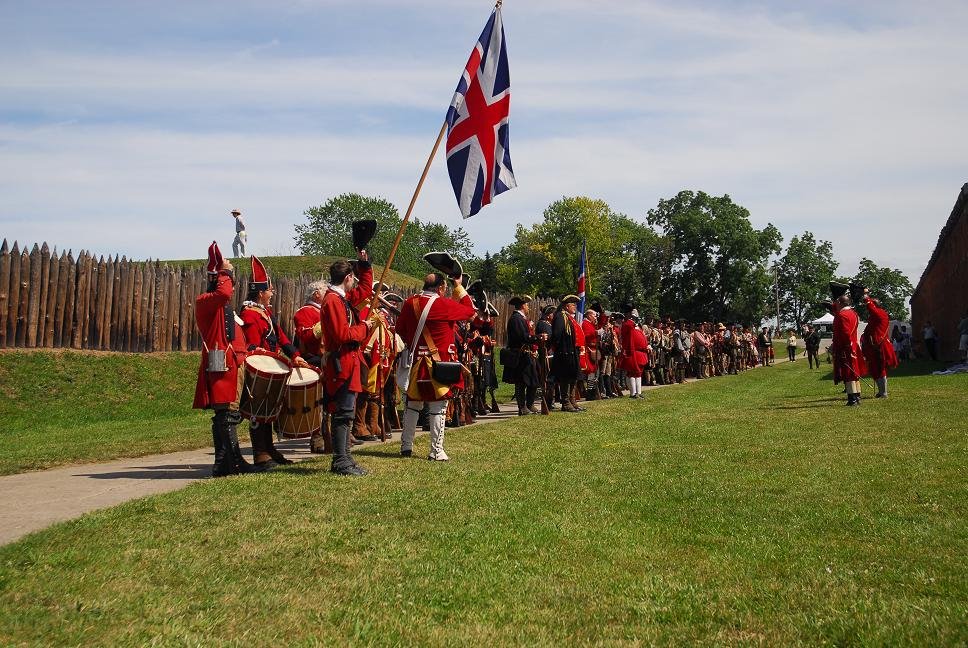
(911, 183, 968, 361)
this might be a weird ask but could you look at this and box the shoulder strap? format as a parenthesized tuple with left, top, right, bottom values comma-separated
(409, 295, 438, 358)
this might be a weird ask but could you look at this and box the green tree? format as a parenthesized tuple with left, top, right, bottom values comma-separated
(776, 232, 839, 330)
(852, 258, 914, 321)
(646, 190, 782, 324)
(477, 251, 499, 292)
(497, 196, 658, 302)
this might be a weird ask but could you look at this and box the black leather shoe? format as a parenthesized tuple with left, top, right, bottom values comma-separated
(350, 437, 364, 446)
(332, 465, 367, 476)
(356, 435, 379, 442)
(400, 449, 413, 457)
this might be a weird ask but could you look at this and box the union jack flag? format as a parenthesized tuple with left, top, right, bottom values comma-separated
(577, 240, 587, 323)
(445, 8, 516, 219)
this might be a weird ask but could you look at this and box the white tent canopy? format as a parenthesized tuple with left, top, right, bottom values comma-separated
(810, 313, 834, 325)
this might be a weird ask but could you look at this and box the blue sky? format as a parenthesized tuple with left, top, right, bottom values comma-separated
(1, 0, 965, 286)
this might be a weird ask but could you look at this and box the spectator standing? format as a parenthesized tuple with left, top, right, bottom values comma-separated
(922, 320, 938, 361)
(786, 330, 797, 362)
(804, 325, 821, 369)
(231, 209, 247, 257)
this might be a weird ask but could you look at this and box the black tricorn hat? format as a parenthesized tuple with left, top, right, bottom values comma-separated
(508, 295, 533, 308)
(590, 300, 604, 315)
(352, 219, 377, 252)
(466, 279, 485, 298)
(560, 294, 580, 305)
(849, 282, 866, 302)
(829, 281, 849, 299)
(541, 305, 556, 317)
(423, 251, 463, 279)
(383, 292, 404, 304)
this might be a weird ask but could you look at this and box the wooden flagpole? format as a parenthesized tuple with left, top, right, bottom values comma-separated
(369, 120, 448, 310)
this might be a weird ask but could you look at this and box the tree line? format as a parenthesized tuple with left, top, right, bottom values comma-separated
(295, 191, 914, 328)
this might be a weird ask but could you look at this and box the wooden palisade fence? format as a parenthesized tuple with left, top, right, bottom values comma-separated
(0, 241, 549, 353)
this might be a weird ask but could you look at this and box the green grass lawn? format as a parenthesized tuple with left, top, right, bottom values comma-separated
(0, 360, 965, 645)
(0, 350, 210, 475)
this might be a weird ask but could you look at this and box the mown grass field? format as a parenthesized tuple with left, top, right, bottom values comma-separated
(0, 350, 210, 475)
(0, 349, 513, 476)
(0, 360, 964, 645)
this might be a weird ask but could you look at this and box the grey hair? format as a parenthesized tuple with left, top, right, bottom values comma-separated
(306, 280, 328, 302)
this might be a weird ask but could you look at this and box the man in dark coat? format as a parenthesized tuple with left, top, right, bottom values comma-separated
(550, 295, 583, 413)
(504, 295, 539, 415)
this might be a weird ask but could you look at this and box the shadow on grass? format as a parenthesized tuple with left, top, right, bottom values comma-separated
(76, 464, 212, 480)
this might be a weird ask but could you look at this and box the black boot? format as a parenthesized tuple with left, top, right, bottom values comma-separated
(211, 411, 237, 477)
(331, 414, 366, 476)
(227, 413, 271, 474)
(265, 423, 293, 465)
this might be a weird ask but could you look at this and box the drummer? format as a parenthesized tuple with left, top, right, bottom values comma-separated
(240, 255, 310, 468)
(294, 280, 328, 368)
(294, 280, 329, 454)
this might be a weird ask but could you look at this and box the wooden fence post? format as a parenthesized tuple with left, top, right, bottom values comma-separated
(62, 252, 77, 347)
(16, 248, 30, 347)
(6, 242, 20, 346)
(0, 240, 9, 348)
(43, 246, 59, 347)
(52, 251, 69, 347)
(26, 244, 42, 347)
(36, 243, 51, 347)
(72, 252, 88, 348)
(131, 263, 143, 352)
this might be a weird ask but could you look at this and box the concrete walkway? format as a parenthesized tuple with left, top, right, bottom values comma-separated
(0, 406, 519, 546)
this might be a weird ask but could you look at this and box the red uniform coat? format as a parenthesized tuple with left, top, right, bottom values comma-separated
(572, 314, 590, 373)
(619, 320, 649, 377)
(861, 297, 899, 379)
(240, 304, 300, 359)
(832, 305, 867, 384)
(582, 319, 599, 372)
(193, 272, 248, 409)
(396, 289, 476, 401)
(293, 302, 323, 360)
(318, 273, 373, 397)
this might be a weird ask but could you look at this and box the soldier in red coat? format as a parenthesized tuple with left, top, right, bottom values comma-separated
(581, 309, 602, 400)
(352, 286, 397, 443)
(856, 284, 899, 398)
(293, 280, 327, 368)
(240, 255, 310, 467)
(293, 280, 329, 454)
(318, 254, 376, 476)
(830, 281, 868, 406)
(396, 272, 476, 460)
(193, 242, 266, 477)
(619, 308, 649, 398)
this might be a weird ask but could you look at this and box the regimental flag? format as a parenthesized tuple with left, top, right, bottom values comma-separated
(577, 240, 587, 323)
(445, 7, 516, 219)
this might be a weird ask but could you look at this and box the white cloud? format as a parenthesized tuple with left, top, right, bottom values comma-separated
(0, 0, 965, 286)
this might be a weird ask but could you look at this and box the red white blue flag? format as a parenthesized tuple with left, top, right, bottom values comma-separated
(445, 8, 516, 219)
(577, 240, 587, 323)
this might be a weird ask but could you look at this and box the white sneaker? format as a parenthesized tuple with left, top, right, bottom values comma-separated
(428, 452, 450, 462)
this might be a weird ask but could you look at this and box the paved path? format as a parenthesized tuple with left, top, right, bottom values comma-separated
(0, 406, 519, 546)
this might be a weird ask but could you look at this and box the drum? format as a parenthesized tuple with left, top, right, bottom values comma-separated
(240, 352, 291, 423)
(277, 366, 323, 439)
